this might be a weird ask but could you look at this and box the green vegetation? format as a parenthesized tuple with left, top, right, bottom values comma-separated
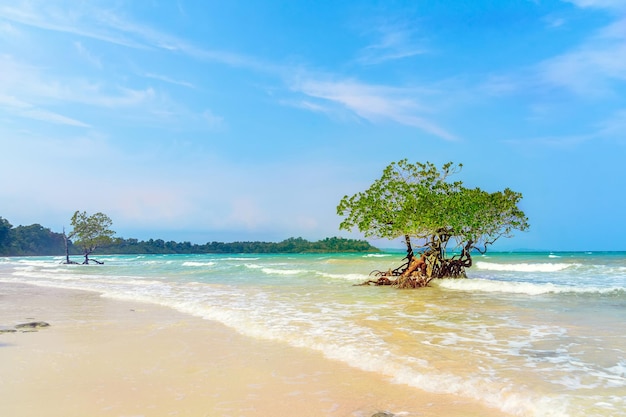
(0, 218, 65, 256)
(0, 215, 377, 257)
(104, 236, 376, 254)
(67, 211, 116, 264)
(337, 159, 529, 287)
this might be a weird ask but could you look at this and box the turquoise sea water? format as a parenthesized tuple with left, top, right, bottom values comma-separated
(1, 251, 625, 417)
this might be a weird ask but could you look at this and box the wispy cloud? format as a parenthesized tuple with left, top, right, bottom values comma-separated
(0, 93, 90, 127)
(480, 7, 626, 99)
(504, 133, 594, 150)
(0, 1, 276, 73)
(0, 54, 159, 128)
(74, 41, 102, 69)
(563, 0, 626, 11)
(596, 108, 626, 140)
(0, 54, 155, 106)
(291, 77, 458, 141)
(0, 2, 150, 49)
(144, 73, 195, 89)
(538, 18, 626, 96)
(2, 2, 453, 140)
(505, 107, 626, 148)
(357, 21, 427, 65)
(202, 109, 224, 130)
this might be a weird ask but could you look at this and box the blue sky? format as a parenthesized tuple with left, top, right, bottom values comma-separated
(1, 0, 625, 251)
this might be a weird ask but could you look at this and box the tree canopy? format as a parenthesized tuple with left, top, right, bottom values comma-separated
(337, 159, 529, 287)
(69, 211, 115, 264)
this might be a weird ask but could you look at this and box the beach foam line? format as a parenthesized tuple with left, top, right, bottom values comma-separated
(475, 261, 578, 273)
(436, 278, 625, 295)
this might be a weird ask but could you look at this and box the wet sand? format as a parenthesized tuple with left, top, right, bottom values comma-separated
(0, 282, 507, 417)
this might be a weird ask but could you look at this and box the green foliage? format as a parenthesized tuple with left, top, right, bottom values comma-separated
(337, 159, 529, 280)
(69, 211, 115, 262)
(0, 217, 12, 252)
(12, 224, 66, 255)
(337, 160, 465, 240)
(337, 160, 463, 240)
(0, 217, 66, 256)
(100, 236, 377, 254)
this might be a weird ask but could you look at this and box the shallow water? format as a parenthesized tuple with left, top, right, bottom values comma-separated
(1, 251, 625, 417)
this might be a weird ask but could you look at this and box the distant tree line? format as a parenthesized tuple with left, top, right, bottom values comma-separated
(104, 236, 377, 254)
(0, 216, 378, 256)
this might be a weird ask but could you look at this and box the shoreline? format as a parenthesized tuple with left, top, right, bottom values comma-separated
(0, 281, 507, 417)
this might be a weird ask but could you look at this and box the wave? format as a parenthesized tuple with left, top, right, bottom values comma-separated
(182, 261, 216, 267)
(316, 272, 370, 282)
(219, 257, 260, 261)
(261, 267, 308, 275)
(475, 261, 578, 273)
(437, 278, 625, 296)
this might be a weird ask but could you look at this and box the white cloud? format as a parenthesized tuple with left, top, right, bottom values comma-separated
(144, 72, 195, 89)
(20, 107, 91, 127)
(0, 1, 273, 73)
(291, 78, 458, 141)
(0, 2, 149, 49)
(505, 107, 626, 148)
(202, 109, 224, 129)
(0, 54, 164, 129)
(74, 41, 102, 69)
(538, 17, 626, 96)
(564, 0, 626, 10)
(480, 13, 626, 99)
(596, 108, 626, 140)
(357, 22, 427, 65)
(0, 92, 90, 127)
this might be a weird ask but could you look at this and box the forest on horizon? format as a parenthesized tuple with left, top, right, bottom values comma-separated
(0, 216, 378, 257)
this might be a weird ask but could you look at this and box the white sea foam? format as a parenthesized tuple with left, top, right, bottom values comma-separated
(261, 267, 307, 275)
(437, 278, 624, 295)
(475, 261, 577, 272)
(608, 360, 626, 378)
(182, 261, 216, 267)
(317, 272, 370, 281)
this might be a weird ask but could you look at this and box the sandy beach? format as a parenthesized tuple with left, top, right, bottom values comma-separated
(0, 281, 508, 417)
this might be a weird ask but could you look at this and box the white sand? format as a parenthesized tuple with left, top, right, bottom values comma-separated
(0, 282, 507, 417)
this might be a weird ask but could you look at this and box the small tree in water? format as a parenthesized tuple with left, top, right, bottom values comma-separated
(337, 160, 529, 288)
(68, 211, 115, 264)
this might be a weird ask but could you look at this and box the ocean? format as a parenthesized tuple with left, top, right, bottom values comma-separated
(1, 251, 625, 417)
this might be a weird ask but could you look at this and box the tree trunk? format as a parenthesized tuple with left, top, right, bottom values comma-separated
(61, 229, 78, 265)
(404, 234, 414, 262)
(359, 233, 470, 287)
(64, 230, 70, 264)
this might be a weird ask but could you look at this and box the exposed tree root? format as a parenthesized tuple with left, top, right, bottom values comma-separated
(356, 245, 469, 288)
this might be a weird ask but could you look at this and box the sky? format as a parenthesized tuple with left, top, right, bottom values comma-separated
(1, 0, 625, 251)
